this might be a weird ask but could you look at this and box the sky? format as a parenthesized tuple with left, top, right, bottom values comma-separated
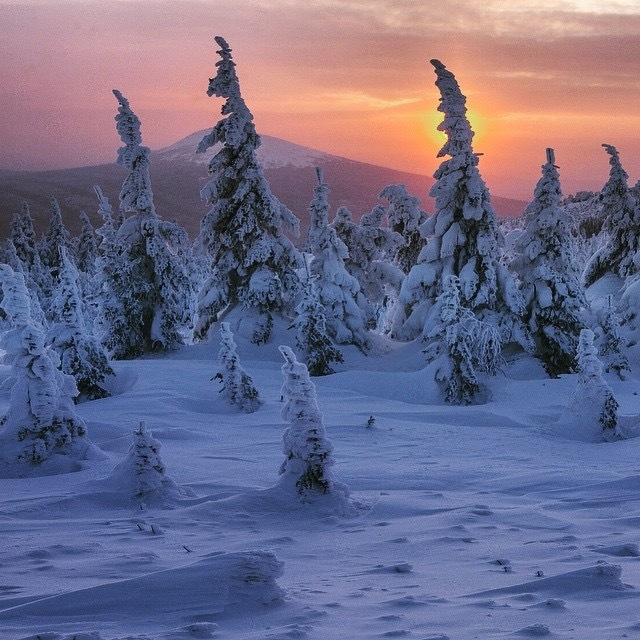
(2, 0, 640, 201)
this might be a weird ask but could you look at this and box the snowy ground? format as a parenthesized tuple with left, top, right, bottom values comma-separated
(1, 323, 640, 640)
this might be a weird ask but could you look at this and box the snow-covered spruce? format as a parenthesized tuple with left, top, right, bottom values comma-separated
(583, 144, 640, 287)
(339, 203, 404, 331)
(424, 275, 502, 405)
(0, 265, 90, 473)
(570, 329, 621, 441)
(94, 90, 191, 359)
(278, 346, 349, 501)
(215, 322, 262, 413)
(511, 148, 587, 377)
(40, 197, 73, 284)
(47, 248, 114, 402)
(108, 421, 177, 499)
(594, 296, 630, 380)
(307, 168, 369, 349)
(292, 276, 344, 376)
(390, 60, 528, 350)
(9, 202, 50, 317)
(379, 184, 428, 274)
(193, 36, 302, 344)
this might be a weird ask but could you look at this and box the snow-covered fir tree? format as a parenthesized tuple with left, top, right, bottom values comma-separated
(47, 248, 114, 402)
(307, 168, 369, 349)
(390, 60, 527, 349)
(10, 202, 50, 311)
(108, 422, 174, 499)
(583, 144, 640, 287)
(75, 211, 98, 277)
(571, 329, 621, 441)
(292, 276, 344, 376)
(193, 36, 302, 344)
(40, 197, 73, 282)
(594, 296, 630, 380)
(278, 345, 349, 500)
(342, 204, 404, 330)
(424, 275, 502, 405)
(10, 202, 39, 273)
(0, 265, 90, 472)
(94, 91, 191, 359)
(379, 184, 428, 273)
(214, 322, 262, 413)
(93, 185, 116, 253)
(511, 149, 586, 377)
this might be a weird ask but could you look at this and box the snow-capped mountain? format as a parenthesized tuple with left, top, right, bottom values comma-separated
(0, 132, 527, 239)
(156, 130, 336, 170)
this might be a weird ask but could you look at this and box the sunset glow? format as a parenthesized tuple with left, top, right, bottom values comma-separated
(2, 0, 640, 201)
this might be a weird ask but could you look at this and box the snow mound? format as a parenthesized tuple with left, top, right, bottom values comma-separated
(0, 551, 285, 633)
(466, 563, 634, 600)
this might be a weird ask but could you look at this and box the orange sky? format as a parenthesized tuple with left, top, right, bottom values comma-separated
(2, 0, 640, 201)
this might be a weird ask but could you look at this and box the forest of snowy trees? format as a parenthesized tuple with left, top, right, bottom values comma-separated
(2, 35, 640, 478)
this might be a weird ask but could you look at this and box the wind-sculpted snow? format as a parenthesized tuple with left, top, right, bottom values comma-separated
(1, 321, 640, 639)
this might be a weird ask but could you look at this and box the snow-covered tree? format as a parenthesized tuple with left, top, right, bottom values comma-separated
(40, 197, 73, 281)
(594, 296, 630, 380)
(75, 211, 98, 277)
(0, 265, 90, 471)
(571, 329, 621, 441)
(511, 149, 587, 377)
(214, 322, 262, 413)
(278, 345, 348, 499)
(583, 144, 640, 287)
(10, 202, 50, 308)
(307, 168, 369, 348)
(109, 422, 173, 499)
(193, 36, 302, 344)
(10, 202, 38, 272)
(47, 248, 114, 402)
(424, 275, 502, 405)
(292, 276, 344, 376)
(341, 204, 404, 330)
(94, 185, 116, 253)
(390, 60, 527, 349)
(379, 184, 428, 273)
(94, 91, 191, 359)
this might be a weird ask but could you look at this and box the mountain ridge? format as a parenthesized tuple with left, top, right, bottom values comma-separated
(0, 132, 527, 239)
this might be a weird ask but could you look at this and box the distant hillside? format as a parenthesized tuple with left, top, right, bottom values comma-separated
(0, 132, 527, 240)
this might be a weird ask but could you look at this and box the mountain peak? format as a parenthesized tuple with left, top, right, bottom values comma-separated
(156, 130, 335, 170)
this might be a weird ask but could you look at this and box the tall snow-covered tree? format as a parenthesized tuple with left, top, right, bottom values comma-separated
(193, 36, 302, 344)
(292, 276, 344, 376)
(424, 275, 502, 405)
(307, 168, 369, 348)
(214, 322, 262, 413)
(47, 248, 114, 401)
(511, 149, 587, 377)
(278, 345, 349, 500)
(0, 265, 90, 472)
(571, 329, 621, 441)
(379, 184, 428, 273)
(583, 144, 640, 287)
(390, 60, 527, 349)
(95, 91, 191, 359)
